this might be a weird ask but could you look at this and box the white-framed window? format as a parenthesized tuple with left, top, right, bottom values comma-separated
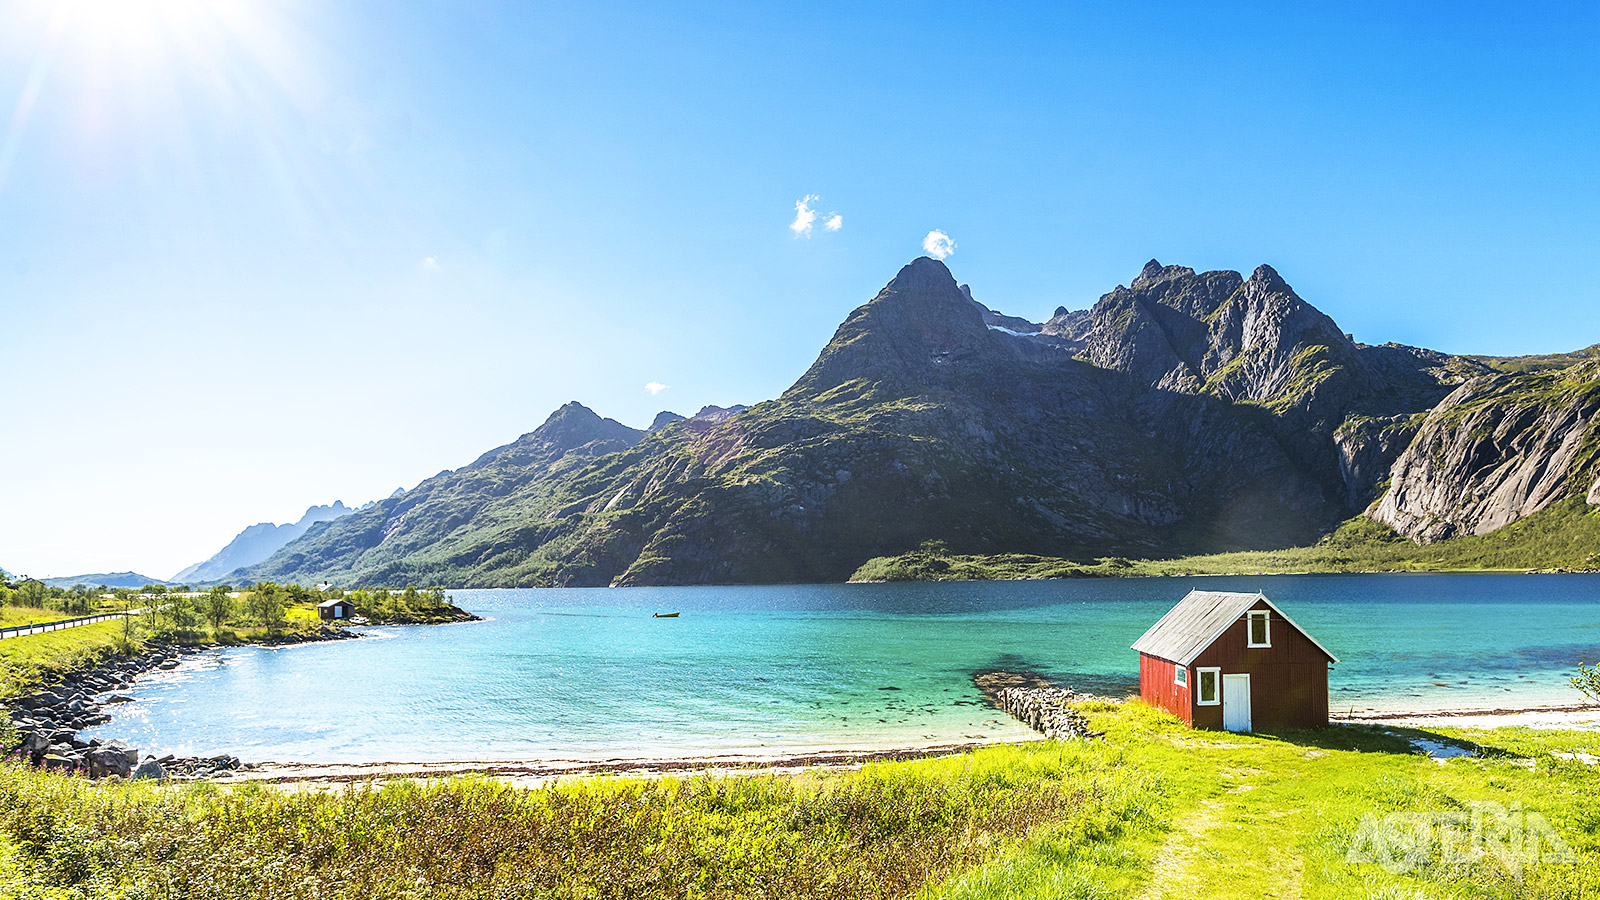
(1247, 610, 1271, 648)
(1175, 666, 1187, 687)
(1196, 667, 1221, 705)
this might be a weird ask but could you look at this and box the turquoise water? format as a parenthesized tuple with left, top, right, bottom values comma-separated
(83, 574, 1600, 763)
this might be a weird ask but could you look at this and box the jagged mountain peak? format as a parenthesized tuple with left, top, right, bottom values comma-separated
(787, 257, 999, 397)
(1248, 263, 1289, 291)
(649, 410, 687, 431)
(1131, 259, 1199, 289)
(887, 255, 958, 290)
(468, 401, 643, 471)
(530, 401, 640, 448)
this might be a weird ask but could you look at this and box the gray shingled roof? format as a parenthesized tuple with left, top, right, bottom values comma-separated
(1131, 590, 1337, 665)
(316, 597, 352, 608)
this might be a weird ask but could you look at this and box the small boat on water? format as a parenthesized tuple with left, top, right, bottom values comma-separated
(653, 612, 680, 618)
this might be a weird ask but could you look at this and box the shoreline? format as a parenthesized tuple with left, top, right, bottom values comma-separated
(221, 738, 1039, 789)
(214, 702, 1600, 788)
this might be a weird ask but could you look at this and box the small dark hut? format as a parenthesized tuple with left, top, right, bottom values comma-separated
(317, 598, 356, 621)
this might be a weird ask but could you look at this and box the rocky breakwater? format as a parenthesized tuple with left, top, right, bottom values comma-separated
(973, 671, 1108, 740)
(6, 625, 356, 780)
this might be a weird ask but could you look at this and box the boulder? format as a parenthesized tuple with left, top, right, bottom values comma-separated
(1589, 477, 1600, 507)
(131, 758, 167, 781)
(41, 754, 78, 772)
(86, 742, 138, 779)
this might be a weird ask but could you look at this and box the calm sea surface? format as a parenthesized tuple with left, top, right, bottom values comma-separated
(82, 574, 1600, 763)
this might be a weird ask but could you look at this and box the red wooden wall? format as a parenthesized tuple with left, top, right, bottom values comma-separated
(1139, 653, 1192, 726)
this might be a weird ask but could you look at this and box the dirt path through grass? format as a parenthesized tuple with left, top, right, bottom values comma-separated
(1136, 754, 1307, 900)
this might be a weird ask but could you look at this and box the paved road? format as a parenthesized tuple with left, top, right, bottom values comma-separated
(0, 611, 138, 640)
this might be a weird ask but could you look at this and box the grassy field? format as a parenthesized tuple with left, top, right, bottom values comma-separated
(851, 498, 1600, 582)
(0, 702, 1595, 899)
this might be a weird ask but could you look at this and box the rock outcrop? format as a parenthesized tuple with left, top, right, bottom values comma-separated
(1373, 364, 1600, 540)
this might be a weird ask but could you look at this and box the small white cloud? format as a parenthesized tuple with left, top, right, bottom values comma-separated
(789, 195, 819, 237)
(789, 195, 843, 238)
(645, 381, 670, 395)
(922, 230, 956, 259)
(422, 255, 440, 270)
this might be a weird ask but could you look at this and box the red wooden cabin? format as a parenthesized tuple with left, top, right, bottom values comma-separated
(1131, 590, 1337, 732)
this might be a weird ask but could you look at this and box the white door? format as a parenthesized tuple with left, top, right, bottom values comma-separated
(1222, 674, 1252, 732)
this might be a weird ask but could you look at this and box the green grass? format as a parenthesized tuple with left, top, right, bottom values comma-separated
(0, 739, 1158, 900)
(851, 498, 1600, 582)
(1, 702, 1596, 898)
(0, 620, 137, 700)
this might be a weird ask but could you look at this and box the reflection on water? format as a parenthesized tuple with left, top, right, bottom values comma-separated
(82, 574, 1600, 762)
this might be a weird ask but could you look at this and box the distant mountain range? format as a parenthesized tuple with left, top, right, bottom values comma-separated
(41, 572, 168, 590)
(171, 499, 390, 584)
(233, 257, 1600, 588)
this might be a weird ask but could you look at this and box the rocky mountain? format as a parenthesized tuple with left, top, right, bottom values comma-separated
(172, 500, 364, 583)
(237, 257, 1600, 587)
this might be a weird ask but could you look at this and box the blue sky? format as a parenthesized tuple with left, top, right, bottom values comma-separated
(3, 1, 1597, 579)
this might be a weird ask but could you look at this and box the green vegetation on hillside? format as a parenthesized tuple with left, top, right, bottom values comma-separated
(851, 498, 1600, 582)
(1471, 344, 1600, 375)
(1, 702, 1596, 898)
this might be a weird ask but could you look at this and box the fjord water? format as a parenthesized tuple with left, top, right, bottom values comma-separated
(85, 574, 1600, 763)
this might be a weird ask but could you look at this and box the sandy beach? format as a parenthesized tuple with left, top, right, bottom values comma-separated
(1335, 704, 1600, 731)
(219, 737, 1042, 790)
